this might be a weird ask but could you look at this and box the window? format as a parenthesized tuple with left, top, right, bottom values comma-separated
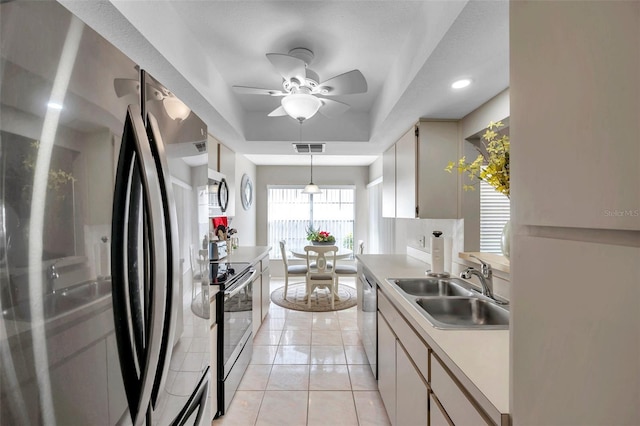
(268, 186, 355, 258)
(479, 180, 510, 253)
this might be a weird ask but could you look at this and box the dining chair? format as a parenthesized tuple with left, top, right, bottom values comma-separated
(279, 240, 307, 301)
(334, 240, 364, 293)
(304, 245, 338, 309)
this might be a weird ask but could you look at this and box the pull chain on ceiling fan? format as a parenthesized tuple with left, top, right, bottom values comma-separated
(233, 47, 368, 121)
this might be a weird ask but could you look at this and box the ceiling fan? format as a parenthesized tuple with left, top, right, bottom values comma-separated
(232, 47, 368, 121)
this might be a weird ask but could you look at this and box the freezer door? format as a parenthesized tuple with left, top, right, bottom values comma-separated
(111, 106, 171, 426)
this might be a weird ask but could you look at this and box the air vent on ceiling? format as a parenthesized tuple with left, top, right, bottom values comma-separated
(293, 143, 325, 154)
(193, 141, 207, 153)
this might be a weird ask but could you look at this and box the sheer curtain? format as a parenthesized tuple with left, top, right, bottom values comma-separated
(367, 180, 395, 254)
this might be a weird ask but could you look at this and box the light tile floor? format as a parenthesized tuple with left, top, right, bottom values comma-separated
(212, 277, 391, 426)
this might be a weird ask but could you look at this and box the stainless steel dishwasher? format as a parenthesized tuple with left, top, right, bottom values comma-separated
(357, 266, 377, 378)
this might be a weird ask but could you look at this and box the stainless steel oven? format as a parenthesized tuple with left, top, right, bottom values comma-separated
(210, 262, 254, 418)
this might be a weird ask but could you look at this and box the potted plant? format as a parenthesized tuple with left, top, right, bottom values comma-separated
(306, 226, 336, 245)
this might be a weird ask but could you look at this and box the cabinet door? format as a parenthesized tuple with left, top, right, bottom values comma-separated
(511, 1, 639, 230)
(377, 312, 396, 424)
(395, 126, 418, 218)
(252, 271, 262, 336)
(261, 266, 270, 321)
(382, 144, 396, 218)
(396, 341, 429, 426)
(417, 120, 459, 219)
(430, 393, 452, 426)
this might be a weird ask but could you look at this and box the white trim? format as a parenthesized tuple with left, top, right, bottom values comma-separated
(367, 176, 383, 188)
(171, 176, 191, 190)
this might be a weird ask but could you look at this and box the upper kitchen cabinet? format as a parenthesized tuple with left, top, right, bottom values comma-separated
(416, 120, 459, 219)
(382, 144, 396, 218)
(511, 1, 639, 230)
(385, 120, 459, 219)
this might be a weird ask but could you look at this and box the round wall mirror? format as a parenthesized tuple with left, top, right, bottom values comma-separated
(241, 174, 253, 210)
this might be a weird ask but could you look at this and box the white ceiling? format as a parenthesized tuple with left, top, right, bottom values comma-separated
(61, 0, 509, 166)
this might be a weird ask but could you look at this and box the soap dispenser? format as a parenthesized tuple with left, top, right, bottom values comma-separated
(430, 231, 445, 274)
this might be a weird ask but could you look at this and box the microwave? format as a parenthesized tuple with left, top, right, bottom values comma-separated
(208, 169, 229, 217)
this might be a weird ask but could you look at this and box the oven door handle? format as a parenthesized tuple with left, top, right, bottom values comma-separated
(224, 269, 257, 300)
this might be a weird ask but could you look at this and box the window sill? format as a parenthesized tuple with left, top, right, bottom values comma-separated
(458, 252, 510, 274)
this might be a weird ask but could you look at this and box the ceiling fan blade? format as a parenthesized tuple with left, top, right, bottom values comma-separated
(113, 78, 140, 98)
(233, 86, 286, 96)
(318, 70, 368, 95)
(318, 98, 350, 118)
(266, 53, 307, 82)
(267, 106, 288, 117)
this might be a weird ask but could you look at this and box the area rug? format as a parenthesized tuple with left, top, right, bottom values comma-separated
(270, 282, 357, 312)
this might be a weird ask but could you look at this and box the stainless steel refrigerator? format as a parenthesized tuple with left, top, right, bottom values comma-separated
(0, 1, 210, 424)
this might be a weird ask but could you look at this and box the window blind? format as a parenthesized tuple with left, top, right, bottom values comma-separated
(479, 181, 510, 253)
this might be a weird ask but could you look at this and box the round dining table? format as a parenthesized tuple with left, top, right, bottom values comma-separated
(289, 246, 353, 260)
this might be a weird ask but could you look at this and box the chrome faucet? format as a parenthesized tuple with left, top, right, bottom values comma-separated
(460, 255, 494, 299)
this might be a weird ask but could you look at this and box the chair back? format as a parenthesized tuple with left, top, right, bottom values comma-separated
(304, 245, 338, 275)
(279, 240, 289, 267)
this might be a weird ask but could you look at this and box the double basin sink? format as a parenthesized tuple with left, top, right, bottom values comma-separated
(2, 279, 112, 322)
(387, 277, 509, 330)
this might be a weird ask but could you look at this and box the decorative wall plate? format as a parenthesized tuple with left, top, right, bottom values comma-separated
(241, 173, 253, 210)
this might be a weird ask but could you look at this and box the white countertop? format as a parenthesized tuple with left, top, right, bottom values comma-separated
(357, 254, 510, 423)
(221, 246, 271, 265)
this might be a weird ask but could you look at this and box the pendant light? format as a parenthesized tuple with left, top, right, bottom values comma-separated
(299, 119, 322, 194)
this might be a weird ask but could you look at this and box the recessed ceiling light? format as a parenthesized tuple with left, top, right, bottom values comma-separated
(451, 79, 472, 89)
(47, 102, 63, 110)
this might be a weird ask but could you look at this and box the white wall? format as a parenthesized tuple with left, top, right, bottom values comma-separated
(230, 154, 257, 246)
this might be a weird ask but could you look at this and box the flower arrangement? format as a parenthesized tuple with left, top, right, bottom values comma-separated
(445, 121, 510, 198)
(306, 227, 336, 243)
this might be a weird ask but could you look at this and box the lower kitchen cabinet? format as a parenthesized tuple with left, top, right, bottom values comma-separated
(431, 354, 491, 425)
(396, 341, 429, 426)
(378, 312, 397, 424)
(430, 393, 452, 426)
(378, 309, 429, 426)
(260, 260, 270, 321)
(378, 288, 494, 426)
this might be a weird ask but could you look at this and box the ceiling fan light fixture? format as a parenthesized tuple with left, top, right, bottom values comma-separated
(281, 93, 322, 121)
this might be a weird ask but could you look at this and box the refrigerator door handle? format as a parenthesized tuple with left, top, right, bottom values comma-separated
(145, 111, 180, 407)
(111, 105, 168, 426)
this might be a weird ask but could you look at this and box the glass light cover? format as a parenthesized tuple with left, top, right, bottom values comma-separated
(281, 93, 322, 121)
(302, 183, 322, 194)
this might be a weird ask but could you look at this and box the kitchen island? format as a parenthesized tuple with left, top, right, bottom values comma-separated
(357, 254, 509, 425)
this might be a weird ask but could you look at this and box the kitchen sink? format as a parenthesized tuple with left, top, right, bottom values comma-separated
(386, 276, 509, 330)
(415, 297, 509, 330)
(388, 277, 475, 297)
(2, 279, 112, 322)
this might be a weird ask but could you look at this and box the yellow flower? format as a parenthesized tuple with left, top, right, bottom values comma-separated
(445, 121, 510, 198)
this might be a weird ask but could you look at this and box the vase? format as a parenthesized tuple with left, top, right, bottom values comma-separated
(312, 241, 334, 246)
(500, 220, 511, 259)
